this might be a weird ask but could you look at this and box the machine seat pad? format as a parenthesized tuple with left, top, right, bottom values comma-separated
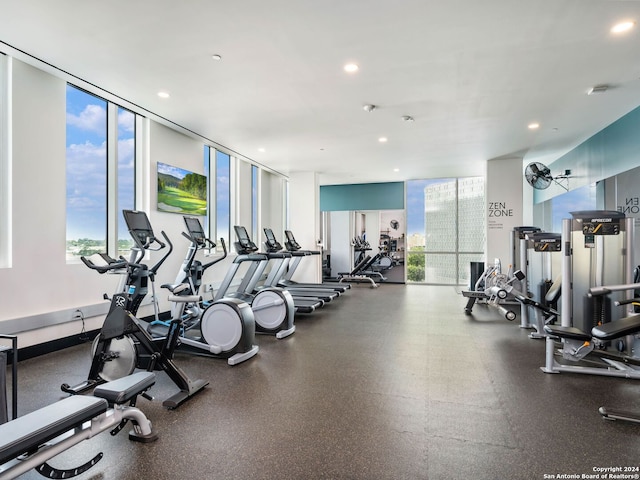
(161, 283, 180, 292)
(543, 325, 591, 341)
(93, 372, 156, 405)
(545, 276, 561, 303)
(591, 314, 640, 341)
(0, 395, 107, 465)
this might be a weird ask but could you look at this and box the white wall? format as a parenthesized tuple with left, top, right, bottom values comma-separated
(261, 170, 285, 243)
(143, 122, 208, 315)
(288, 171, 320, 282)
(236, 160, 253, 236)
(485, 157, 524, 266)
(329, 211, 353, 276)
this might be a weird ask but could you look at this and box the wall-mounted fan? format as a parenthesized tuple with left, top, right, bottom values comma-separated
(524, 162, 570, 191)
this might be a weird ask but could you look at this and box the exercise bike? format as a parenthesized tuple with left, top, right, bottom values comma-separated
(61, 210, 208, 409)
(157, 216, 259, 365)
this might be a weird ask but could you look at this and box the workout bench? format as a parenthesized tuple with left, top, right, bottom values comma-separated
(338, 256, 379, 288)
(542, 314, 640, 378)
(0, 371, 158, 479)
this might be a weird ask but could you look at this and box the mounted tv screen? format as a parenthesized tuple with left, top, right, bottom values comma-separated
(157, 162, 207, 216)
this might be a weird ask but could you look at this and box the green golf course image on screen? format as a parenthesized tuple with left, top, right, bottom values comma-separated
(157, 162, 207, 215)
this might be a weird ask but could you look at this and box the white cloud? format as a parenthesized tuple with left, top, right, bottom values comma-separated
(66, 104, 106, 134)
(118, 138, 135, 168)
(118, 110, 135, 133)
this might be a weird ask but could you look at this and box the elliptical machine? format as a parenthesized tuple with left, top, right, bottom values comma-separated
(211, 225, 296, 338)
(61, 210, 208, 409)
(159, 216, 260, 365)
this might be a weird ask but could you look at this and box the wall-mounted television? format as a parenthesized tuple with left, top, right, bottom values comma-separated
(157, 162, 207, 216)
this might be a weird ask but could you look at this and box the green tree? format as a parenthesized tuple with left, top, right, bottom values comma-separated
(407, 247, 425, 282)
(180, 173, 206, 200)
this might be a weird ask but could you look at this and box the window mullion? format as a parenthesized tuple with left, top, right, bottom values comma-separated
(106, 102, 118, 257)
(209, 147, 217, 241)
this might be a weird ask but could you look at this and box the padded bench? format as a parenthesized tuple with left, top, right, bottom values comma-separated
(544, 314, 640, 342)
(591, 314, 640, 341)
(0, 395, 107, 466)
(541, 314, 640, 378)
(0, 372, 156, 479)
(544, 325, 592, 342)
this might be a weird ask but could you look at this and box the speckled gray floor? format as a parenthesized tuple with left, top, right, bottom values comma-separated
(4, 285, 640, 479)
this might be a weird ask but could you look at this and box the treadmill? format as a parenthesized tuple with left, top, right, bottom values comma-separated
(279, 229, 350, 292)
(262, 228, 347, 296)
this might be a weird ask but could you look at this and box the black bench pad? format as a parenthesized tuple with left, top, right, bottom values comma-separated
(93, 371, 155, 405)
(543, 325, 591, 341)
(591, 314, 640, 341)
(0, 395, 107, 465)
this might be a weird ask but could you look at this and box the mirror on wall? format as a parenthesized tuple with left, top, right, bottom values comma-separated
(322, 210, 405, 284)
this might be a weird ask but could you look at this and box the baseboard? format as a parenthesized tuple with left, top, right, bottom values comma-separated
(15, 329, 101, 362)
(11, 309, 172, 362)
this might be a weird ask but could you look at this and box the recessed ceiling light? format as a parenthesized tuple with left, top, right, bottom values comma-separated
(157, 91, 170, 99)
(393, 168, 400, 172)
(258, 148, 266, 153)
(212, 54, 222, 60)
(611, 21, 635, 34)
(344, 63, 359, 73)
(378, 137, 388, 143)
(528, 122, 540, 130)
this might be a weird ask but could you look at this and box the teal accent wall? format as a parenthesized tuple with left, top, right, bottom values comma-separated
(320, 182, 404, 211)
(534, 106, 640, 204)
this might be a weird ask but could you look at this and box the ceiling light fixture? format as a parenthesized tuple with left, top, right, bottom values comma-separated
(258, 148, 266, 153)
(401, 115, 414, 122)
(587, 84, 609, 95)
(363, 104, 376, 112)
(378, 137, 388, 143)
(344, 63, 359, 73)
(211, 54, 222, 61)
(528, 122, 540, 130)
(611, 21, 635, 34)
(157, 91, 170, 99)
(393, 168, 400, 172)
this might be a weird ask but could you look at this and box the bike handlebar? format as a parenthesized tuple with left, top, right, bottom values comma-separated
(80, 254, 128, 273)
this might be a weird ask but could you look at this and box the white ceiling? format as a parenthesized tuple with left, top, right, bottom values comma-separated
(2, 0, 640, 185)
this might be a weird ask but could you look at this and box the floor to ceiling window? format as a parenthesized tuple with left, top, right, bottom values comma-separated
(203, 146, 231, 251)
(406, 177, 485, 285)
(65, 85, 136, 261)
